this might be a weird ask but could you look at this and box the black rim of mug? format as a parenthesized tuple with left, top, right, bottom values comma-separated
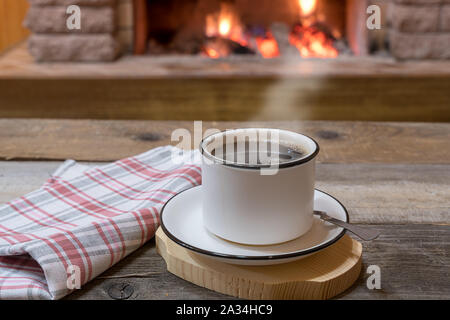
(199, 128, 320, 169)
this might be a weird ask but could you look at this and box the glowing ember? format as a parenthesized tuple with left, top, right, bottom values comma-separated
(205, 48, 220, 59)
(202, 38, 231, 59)
(298, 0, 317, 16)
(289, 25, 338, 58)
(256, 33, 280, 58)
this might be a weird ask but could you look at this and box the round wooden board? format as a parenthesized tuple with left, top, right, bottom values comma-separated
(155, 227, 362, 300)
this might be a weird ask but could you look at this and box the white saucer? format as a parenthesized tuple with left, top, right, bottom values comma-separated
(160, 186, 349, 266)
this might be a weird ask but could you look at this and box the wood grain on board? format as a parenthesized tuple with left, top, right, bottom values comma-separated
(64, 224, 450, 300)
(0, 77, 449, 122)
(155, 229, 363, 300)
(0, 119, 449, 164)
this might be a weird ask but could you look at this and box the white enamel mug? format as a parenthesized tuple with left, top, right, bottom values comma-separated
(200, 128, 319, 245)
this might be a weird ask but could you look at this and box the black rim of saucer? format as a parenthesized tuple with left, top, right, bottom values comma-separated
(199, 128, 320, 170)
(159, 186, 349, 261)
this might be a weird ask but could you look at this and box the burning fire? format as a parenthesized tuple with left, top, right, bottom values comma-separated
(203, 0, 337, 59)
(291, 0, 337, 58)
(298, 0, 317, 17)
(289, 25, 338, 58)
(204, 47, 220, 59)
(204, 3, 278, 59)
(205, 3, 248, 58)
(219, 18, 231, 37)
(256, 32, 280, 58)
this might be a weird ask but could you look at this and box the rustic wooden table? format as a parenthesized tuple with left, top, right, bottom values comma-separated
(0, 119, 449, 299)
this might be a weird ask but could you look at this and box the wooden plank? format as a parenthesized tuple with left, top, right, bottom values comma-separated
(315, 164, 450, 225)
(1, 43, 450, 121)
(0, 76, 449, 122)
(0, 0, 30, 53)
(0, 119, 449, 164)
(65, 224, 450, 300)
(1, 45, 450, 122)
(1, 161, 448, 224)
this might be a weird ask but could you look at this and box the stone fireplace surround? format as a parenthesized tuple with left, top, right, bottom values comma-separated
(24, 0, 450, 62)
(25, 0, 133, 61)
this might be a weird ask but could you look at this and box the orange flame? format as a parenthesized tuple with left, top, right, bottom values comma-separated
(203, 0, 337, 59)
(204, 3, 247, 58)
(289, 25, 338, 58)
(205, 48, 220, 59)
(298, 0, 317, 16)
(218, 18, 231, 37)
(256, 33, 280, 58)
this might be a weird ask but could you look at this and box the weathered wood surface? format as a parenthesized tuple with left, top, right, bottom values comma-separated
(0, 120, 448, 299)
(1, 161, 448, 225)
(1, 119, 449, 164)
(64, 224, 449, 300)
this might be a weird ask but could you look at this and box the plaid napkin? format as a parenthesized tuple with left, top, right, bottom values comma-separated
(0, 146, 201, 300)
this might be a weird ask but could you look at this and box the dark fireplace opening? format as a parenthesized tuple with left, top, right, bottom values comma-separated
(133, 0, 370, 58)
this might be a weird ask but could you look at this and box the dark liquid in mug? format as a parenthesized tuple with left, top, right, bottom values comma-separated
(211, 141, 306, 165)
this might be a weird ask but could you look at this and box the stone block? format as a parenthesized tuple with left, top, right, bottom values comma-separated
(391, 3, 439, 32)
(25, 6, 115, 33)
(28, 34, 120, 62)
(390, 31, 450, 59)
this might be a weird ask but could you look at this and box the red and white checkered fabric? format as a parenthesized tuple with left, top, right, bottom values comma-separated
(0, 146, 201, 299)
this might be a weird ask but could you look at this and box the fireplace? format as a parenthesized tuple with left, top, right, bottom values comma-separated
(134, 0, 367, 58)
(24, 0, 450, 61)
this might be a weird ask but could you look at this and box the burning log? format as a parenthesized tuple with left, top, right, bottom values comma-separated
(144, 0, 343, 59)
(289, 23, 338, 58)
(203, 36, 255, 58)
